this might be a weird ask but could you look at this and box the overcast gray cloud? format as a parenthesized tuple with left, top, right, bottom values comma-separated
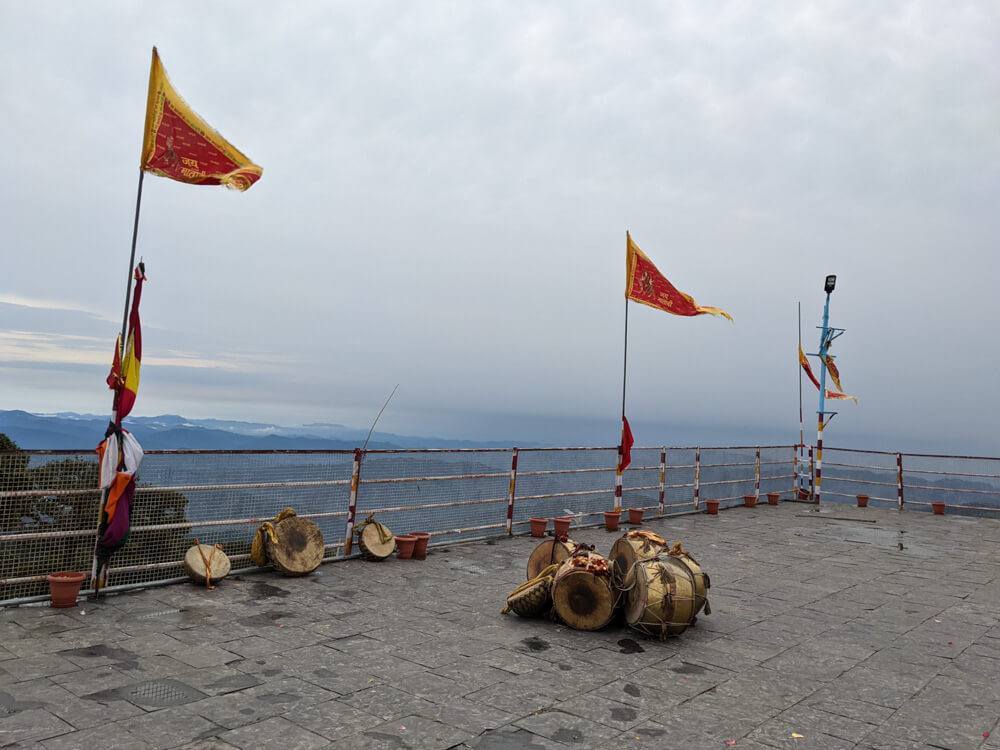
(1, 1, 998, 451)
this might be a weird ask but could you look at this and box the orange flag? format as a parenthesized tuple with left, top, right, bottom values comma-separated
(625, 233, 732, 320)
(822, 355, 845, 393)
(141, 47, 262, 190)
(799, 345, 821, 390)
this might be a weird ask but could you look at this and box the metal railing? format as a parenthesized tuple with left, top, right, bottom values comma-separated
(817, 446, 1000, 515)
(0, 444, 794, 604)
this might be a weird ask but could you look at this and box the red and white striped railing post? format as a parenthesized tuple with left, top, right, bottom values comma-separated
(897, 453, 904, 510)
(693, 447, 701, 509)
(614, 444, 624, 510)
(808, 446, 815, 501)
(792, 444, 798, 499)
(754, 446, 761, 501)
(815, 417, 825, 505)
(506, 447, 519, 534)
(343, 448, 361, 555)
(658, 446, 666, 516)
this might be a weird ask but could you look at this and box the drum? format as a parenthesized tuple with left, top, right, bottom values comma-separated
(356, 518, 395, 561)
(266, 515, 325, 576)
(624, 555, 707, 637)
(503, 563, 559, 618)
(668, 547, 710, 616)
(526, 538, 575, 580)
(609, 530, 670, 590)
(551, 553, 617, 631)
(184, 543, 231, 587)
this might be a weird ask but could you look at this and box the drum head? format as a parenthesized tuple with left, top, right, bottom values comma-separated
(184, 544, 231, 584)
(552, 567, 615, 631)
(267, 516, 325, 576)
(526, 539, 573, 580)
(609, 536, 639, 589)
(359, 521, 395, 560)
(623, 560, 652, 624)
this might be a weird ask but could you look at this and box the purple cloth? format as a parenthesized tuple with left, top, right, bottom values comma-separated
(102, 477, 135, 548)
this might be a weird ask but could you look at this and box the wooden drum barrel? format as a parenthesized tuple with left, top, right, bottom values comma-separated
(184, 543, 231, 586)
(624, 555, 708, 638)
(356, 519, 395, 561)
(609, 529, 670, 590)
(551, 552, 617, 631)
(266, 516, 325, 576)
(526, 538, 575, 580)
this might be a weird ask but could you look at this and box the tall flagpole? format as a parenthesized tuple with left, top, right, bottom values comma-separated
(91, 168, 146, 595)
(797, 301, 803, 496)
(815, 285, 834, 506)
(615, 295, 629, 511)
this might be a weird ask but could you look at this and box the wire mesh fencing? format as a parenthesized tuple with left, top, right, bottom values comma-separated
(5, 442, 928, 605)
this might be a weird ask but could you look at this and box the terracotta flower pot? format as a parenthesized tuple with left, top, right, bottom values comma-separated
(767, 492, 779, 506)
(410, 532, 431, 560)
(628, 508, 644, 525)
(705, 500, 720, 515)
(603, 511, 621, 531)
(856, 494, 869, 508)
(47, 571, 86, 608)
(553, 517, 572, 537)
(932, 502, 945, 515)
(797, 488, 812, 501)
(529, 518, 548, 538)
(743, 495, 757, 508)
(395, 534, 417, 559)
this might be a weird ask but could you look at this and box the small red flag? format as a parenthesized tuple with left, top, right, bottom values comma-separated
(621, 416, 634, 470)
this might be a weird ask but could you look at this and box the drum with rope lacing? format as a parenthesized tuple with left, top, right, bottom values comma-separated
(551, 551, 618, 631)
(526, 537, 575, 580)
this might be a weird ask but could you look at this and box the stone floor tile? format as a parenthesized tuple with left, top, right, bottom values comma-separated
(218, 716, 330, 749)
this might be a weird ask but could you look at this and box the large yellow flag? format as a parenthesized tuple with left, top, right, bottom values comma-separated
(141, 47, 262, 190)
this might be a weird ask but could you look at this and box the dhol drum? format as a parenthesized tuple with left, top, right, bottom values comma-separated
(667, 544, 711, 616)
(355, 517, 395, 561)
(266, 515, 325, 576)
(551, 552, 618, 631)
(609, 529, 670, 589)
(526, 538, 575, 580)
(624, 554, 709, 638)
(184, 543, 231, 587)
(503, 563, 559, 618)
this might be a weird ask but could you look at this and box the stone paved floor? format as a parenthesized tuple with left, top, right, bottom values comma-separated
(2, 503, 1000, 749)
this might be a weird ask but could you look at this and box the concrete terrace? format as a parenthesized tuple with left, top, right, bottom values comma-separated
(1, 503, 999, 750)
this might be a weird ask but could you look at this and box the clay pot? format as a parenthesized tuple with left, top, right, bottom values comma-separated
(767, 492, 779, 506)
(603, 511, 621, 531)
(410, 532, 431, 560)
(743, 495, 757, 508)
(932, 502, 945, 515)
(705, 500, 720, 515)
(47, 571, 86, 608)
(627, 508, 644, 525)
(553, 517, 572, 537)
(797, 488, 812, 501)
(856, 494, 869, 508)
(529, 518, 548, 538)
(395, 534, 417, 559)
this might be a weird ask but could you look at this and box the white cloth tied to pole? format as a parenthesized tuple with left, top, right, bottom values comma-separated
(99, 430, 144, 489)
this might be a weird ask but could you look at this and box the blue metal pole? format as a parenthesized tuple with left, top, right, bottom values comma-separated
(815, 290, 832, 504)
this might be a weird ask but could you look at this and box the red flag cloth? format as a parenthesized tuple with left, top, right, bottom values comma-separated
(799, 345, 821, 390)
(141, 47, 262, 190)
(625, 233, 732, 320)
(113, 264, 145, 420)
(621, 416, 634, 470)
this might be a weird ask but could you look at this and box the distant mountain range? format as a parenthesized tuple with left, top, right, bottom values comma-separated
(0, 410, 541, 451)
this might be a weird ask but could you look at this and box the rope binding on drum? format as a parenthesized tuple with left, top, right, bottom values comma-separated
(354, 512, 393, 545)
(501, 563, 559, 614)
(251, 508, 297, 566)
(192, 537, 225, 590)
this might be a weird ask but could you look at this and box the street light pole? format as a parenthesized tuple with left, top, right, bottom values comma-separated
(814, 274, 836, 504)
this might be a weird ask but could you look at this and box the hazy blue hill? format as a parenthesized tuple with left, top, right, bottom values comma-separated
(0, 410, 539, 451)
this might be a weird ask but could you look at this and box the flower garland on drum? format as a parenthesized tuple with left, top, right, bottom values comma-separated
(566, 553, 611, 577)
(626, 529, 667, 546)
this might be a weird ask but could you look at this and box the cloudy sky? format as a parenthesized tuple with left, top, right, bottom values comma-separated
(2, 2, 998, 451)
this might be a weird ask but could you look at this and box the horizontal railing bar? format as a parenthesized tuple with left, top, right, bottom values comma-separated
(515, 489, 609, 501)
(901, 483, 1000, 496)
(822, 476, 897, 488)
(902, 468, 1000, 479)
(515, 467, 612, 477)
(359, 472, 507, 484)
(363, 496, 506, 513)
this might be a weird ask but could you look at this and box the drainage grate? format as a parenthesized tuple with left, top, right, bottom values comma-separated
(121, 679, 206, 708)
